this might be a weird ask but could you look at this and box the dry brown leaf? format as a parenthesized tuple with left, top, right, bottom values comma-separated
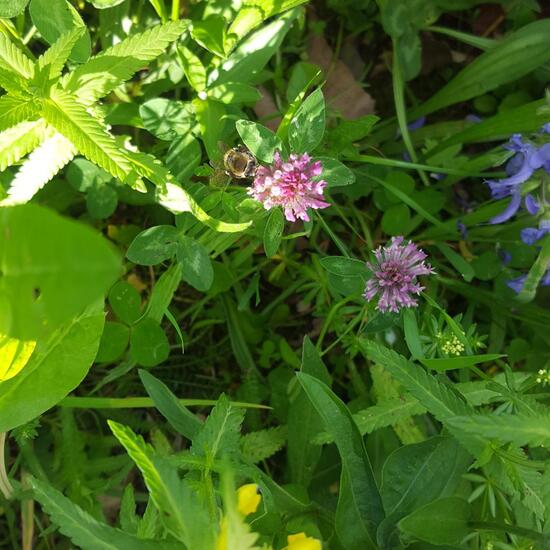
(308, 34, 376, 119)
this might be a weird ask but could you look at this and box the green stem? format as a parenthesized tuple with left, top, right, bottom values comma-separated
(315, 211, 350, 258)
(469, 520, 547, 542)
(171, 0, 181, 20)
(59, 396, 271, 409)
(392, 40, 430, 186)
(0, 433, 13, 500)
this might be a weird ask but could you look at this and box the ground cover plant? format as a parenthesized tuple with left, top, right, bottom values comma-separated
(1, 0, 550, 548)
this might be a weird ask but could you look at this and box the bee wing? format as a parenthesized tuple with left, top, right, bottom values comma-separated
(210, 167, 231, 187)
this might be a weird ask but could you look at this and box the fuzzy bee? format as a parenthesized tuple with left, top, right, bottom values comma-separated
(209, 143, 258, 187)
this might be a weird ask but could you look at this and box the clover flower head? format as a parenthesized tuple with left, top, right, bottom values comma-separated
(248, 151, 330, 222)
(364, 236, 435, 313)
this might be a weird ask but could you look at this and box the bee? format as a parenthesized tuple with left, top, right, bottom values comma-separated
(209, 143, 258, 187)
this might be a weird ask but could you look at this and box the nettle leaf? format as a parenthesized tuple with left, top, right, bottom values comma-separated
(63, 20, 188, 105)
(236, 119, 283, 163)
(0, 120, 48, 172)
(29, 477, 179, 550)
(43, 88, 133, 182)
(176, 235, 214, 292)
(0, 204, 121, 340)
(288, 88, 325, 154)
(191, 393, 245, 460)
(241, 425, 287, 464)
(108, 421, 214, 548)
(447, 413, 550, 449)
(2, 132, 76, 205)
(0, 305, 104, 432)
(29, 0, 91, 63)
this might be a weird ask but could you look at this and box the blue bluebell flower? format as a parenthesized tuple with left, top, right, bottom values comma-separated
(520, 219, 550, 245)
(465, 114, 482, 124)
(542, 123, 550, 135)
(407, 117, 426, 131)
(524, 194, 540, 215)
(506, 264, 550, 294)
(457, 220, 468, 239)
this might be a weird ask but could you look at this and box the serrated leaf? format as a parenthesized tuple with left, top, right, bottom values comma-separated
(0, 95, 38, 133)
(63, 20, 188, 105)
(241, 426, 287, 464)
(2, 132, 76, 205)
(29, 477, 179, 550)
(37, 27, 85, 82)
(0, 0, 31, 19)
(0, 119, 48, 172)
(0, 33, 34, 79)
(109, 420, 214, 548)
(43, 87, 133, 182)
(447, 413, 550, 449)
(191, 394, 245, 461)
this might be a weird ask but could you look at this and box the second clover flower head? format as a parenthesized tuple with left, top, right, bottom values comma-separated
(248, 151, 330, 222)
(364, 236, 435, 313)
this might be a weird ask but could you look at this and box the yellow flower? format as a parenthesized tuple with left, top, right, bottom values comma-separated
(285, 532, 322, 550)
(237, 483, 261, 516)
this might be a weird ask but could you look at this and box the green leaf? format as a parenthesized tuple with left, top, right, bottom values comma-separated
(43, 87, 133, 182)
(108, 281, 142, 325)
(447, 413, 550, 449)
(191, 15, 226, 57)
(0, 306, 104, 432)
(191, 393, 245, 460)
(0, 32, 34, 79)
(403, 309, 423, 360)
(297, 372, 383, 550)
(0, 0, 30, 18)
(471, 250, 501, 281)
(287, 337, 331, 486)
(1, 132, 76, 205)
(85, 0, 125, 8)
(130, 318, 170, 367)
(166, 134, 202, 184)
(288, 88, 325, 154)
(29, 0, 91, 63)
(108, 421, 214, 548)
(315, 157, 355, 188)
(178, 45, 207, 92)
(126, 226, 179, 266)
(517, 235, 550, 303)
(194, 98, 226, 160)
(320, 256, 369, 278)
(208, 82, 262, 104)
(0, 204, 120, 339)
(36, 27, 85, 81)
(435, 243, 474, 282)
(176, 235, 214, 292)
(0, 120, 47, 172)
(140, 98, 193, 141)
(416, 19, 550, 117)
(398, 497, 471, 545)
(381, 204, 411, 236)
(86, 184, 118, 219)
(63, 20, 188, 105)
(145, 263, 182, 324)
(209, 10, 299, 86)
(225, 0, 307, 54)
(139, 369, 202, 441)
(241, 425, 287, 464)
(155, 182, 252, 234)
(0, 95, 38, 133)
(95, 321, 129, 363)
(377, 436, 470, 547)
(236, 119, 283, 163)
(263, 208, 284, 258)
(29, 477, 179, 550)
(419, 354, 505, 372)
